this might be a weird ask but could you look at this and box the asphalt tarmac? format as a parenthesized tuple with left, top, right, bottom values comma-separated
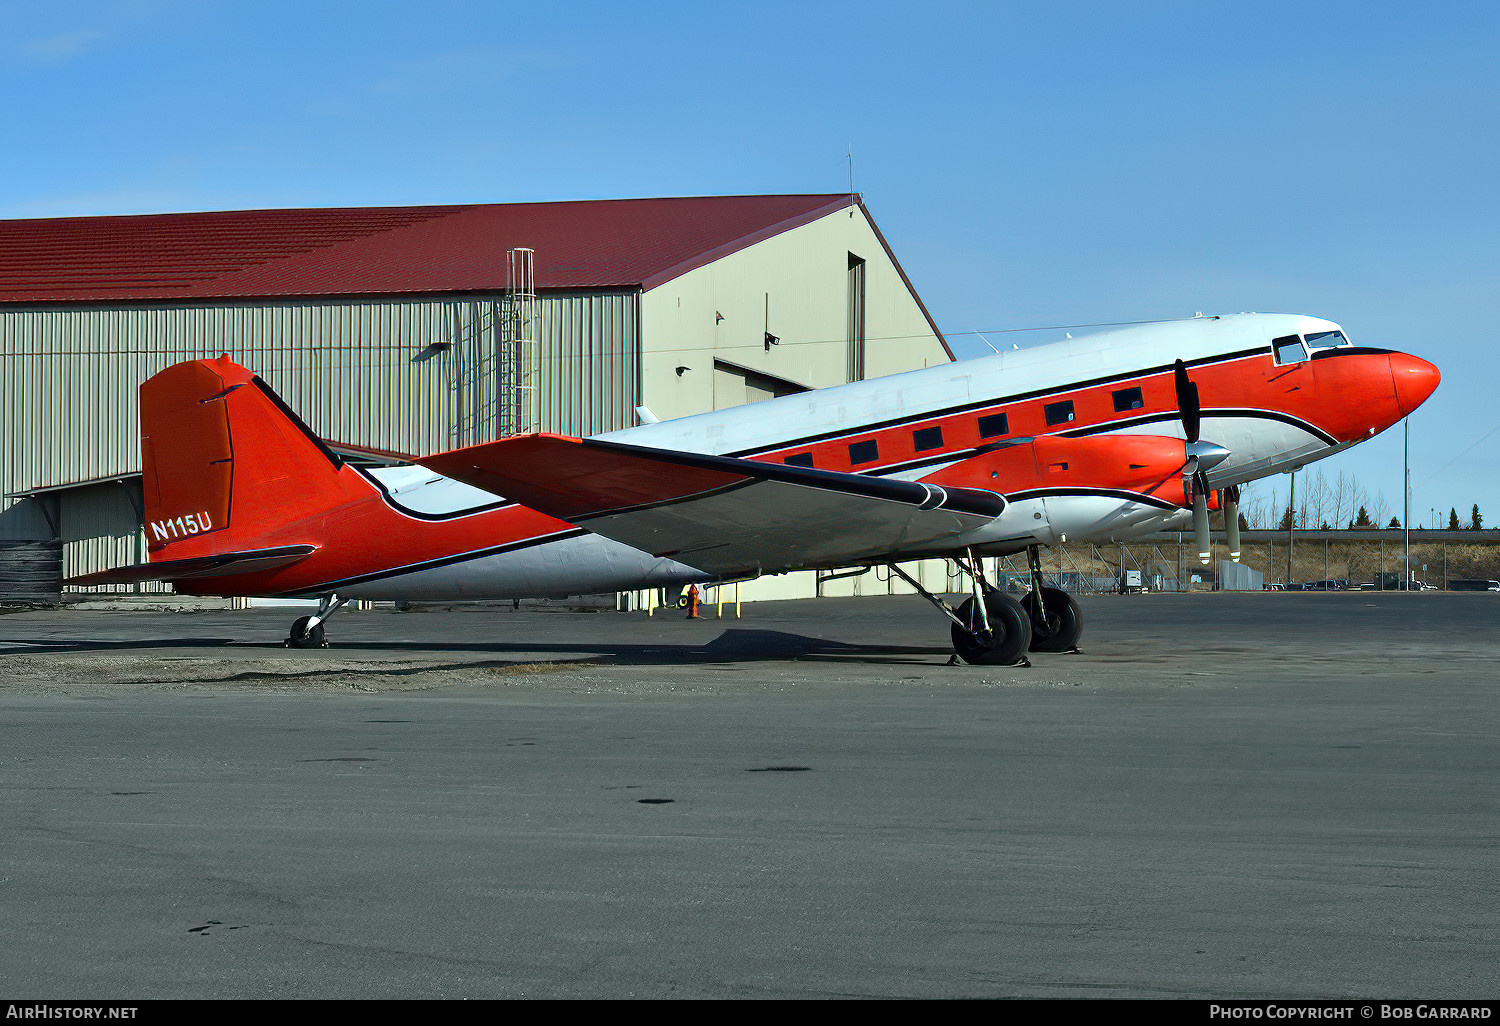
(0, 593, 1496, 999)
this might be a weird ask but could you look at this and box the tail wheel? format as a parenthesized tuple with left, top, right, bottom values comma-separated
(951, 593, 1032, 666)
(286, 615, 327, 649)
(1020, 587, 1082, 652)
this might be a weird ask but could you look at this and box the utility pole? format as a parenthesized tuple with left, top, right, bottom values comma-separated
(1403, 418, 1411, 588)
(1287, 471, 1295, 585)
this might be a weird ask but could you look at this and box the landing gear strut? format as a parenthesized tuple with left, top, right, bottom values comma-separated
(1019, 545, 1084, 653)
(886, 551, 1032, 666)
(285, 593, 347, 649)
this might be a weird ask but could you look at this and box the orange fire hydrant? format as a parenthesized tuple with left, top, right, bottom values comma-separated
(685, 584, 701, 619)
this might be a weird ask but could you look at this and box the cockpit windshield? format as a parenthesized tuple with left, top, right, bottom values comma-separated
(1304, 329, 1351, 350)
(1273, 335, 1308, 365)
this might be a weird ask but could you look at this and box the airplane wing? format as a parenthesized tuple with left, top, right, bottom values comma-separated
(420, 434, 1004, 576)
(65, 545, 317, 587)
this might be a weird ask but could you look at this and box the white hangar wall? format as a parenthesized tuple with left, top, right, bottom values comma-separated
(637, 205, 955, 603)
(639, 205, 948, 423)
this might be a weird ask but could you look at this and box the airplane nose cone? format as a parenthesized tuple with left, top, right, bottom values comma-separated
(1390, 353, 1440, 416)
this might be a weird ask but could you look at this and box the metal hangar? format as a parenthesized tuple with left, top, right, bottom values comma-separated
(0, 193, 953, 604)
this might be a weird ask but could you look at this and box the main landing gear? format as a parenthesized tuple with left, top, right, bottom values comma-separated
(886, 547, 1083, 666)
(1019, 544, 1083, 654)
(285, 593, 348, 649)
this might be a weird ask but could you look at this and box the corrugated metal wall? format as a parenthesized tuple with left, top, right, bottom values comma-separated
(0, 292, 641, 588)
(59, 481, 147, 593)
(536, 291, 639, 437)
(446, 291, 639, 445)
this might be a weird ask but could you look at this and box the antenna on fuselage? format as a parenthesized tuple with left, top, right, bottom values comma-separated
(974, 330, 1001, 355)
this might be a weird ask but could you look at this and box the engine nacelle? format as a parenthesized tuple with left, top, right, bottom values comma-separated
(921, 433, 1195, 507)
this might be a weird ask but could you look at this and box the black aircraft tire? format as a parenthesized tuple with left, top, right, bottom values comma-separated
(287, 615, 326, 649)
(951, 593, 1032, 665)
(1020, 587, 1082, 652)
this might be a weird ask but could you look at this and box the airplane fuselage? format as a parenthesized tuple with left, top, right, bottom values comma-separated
(170, 312, 1437, 600)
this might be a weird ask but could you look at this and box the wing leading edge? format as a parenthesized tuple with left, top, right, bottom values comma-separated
(420, 434, 1005, 576)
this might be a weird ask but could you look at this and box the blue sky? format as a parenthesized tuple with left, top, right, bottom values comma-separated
(4, 0, 1497, 527)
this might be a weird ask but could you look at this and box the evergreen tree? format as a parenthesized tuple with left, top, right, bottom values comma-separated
(1278, 507, 1293, 531)
(1388, 516, 1401, 528)
(1354, 506, 1373, 527)
(1449, 508, 1461, 530)
(1238, 512, 1250, 532)
(1471, 504, 1484, 531)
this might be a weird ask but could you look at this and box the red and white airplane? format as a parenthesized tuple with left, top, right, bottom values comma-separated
(72, 312, 1439, 664)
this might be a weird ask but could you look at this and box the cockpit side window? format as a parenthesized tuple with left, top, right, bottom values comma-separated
(1273, 335, 1308, 365)
(1304, 330, 1350, 350)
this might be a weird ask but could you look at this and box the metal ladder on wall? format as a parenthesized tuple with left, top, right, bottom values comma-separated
(448, 246, 538, 447)
(498, 247, 537, 439)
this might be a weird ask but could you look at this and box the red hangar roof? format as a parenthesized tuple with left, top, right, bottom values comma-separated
(0, 193, 892, 302)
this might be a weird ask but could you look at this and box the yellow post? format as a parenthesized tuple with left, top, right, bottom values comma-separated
(734, 581, 742, 618)
(716, 585, 725, 618)
(646, 588, 655, 617)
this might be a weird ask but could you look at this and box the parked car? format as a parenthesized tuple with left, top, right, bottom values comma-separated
(1302, 579, 1350, 591)
(1362, 574, 1431, 591)
(1448, 579, 1500, 592)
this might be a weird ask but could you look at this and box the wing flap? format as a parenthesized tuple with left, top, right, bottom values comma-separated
(66, 545, 317, 587)
(420, 434, 1004, 575)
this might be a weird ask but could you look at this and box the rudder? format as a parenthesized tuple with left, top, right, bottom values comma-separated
(140, 355, 354, 560)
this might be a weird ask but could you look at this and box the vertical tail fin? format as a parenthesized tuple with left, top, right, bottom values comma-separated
(141, 355, 356, 560)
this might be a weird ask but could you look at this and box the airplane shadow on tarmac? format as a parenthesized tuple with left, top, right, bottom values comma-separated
(0, 629, 951, 666)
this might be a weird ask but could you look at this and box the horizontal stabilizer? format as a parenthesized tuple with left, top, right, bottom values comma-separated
(420, 434, 1004, 575)
(66, 545, 317, 587)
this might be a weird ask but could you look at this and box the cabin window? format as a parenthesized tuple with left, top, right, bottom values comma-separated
(848, 439, 879, 465)
(1112, 386, 1144, 412)
(783, 453, 814, 468)
(1044, 400, 1075, 426)
(1273, 335, 1308, 365)
(912, 426, 943, 452)
(977, 412, 1009, 438)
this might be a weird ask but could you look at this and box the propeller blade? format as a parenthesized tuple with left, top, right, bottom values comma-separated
(1224, 485, 1241, 563)
(1174, 359, 1201, 444)
(1191, 470, 1212, 565)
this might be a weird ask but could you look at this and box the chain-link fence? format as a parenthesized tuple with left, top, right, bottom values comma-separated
(991, 531, 1500, 593)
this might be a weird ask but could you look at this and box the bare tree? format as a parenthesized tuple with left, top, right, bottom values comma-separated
(1330, 471, 1351, 529)
(1306, 470, 1331, 531)
(1244, 482, 1278, 529)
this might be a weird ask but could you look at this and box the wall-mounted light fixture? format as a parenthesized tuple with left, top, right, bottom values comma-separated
(411, 340, 451, 364)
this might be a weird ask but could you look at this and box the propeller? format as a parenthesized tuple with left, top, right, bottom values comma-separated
(1174, 360, 1228, 565)
(1223, 484, 1241, 563)
(1174, 359, 1200, 444)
